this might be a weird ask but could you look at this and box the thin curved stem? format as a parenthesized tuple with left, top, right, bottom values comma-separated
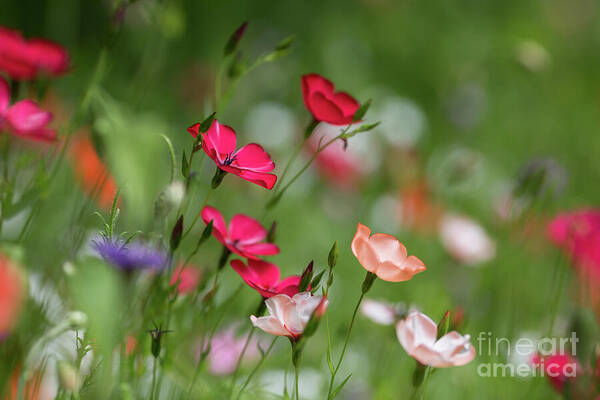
(327, 291, 365, 399)
(234, 337, 278, 400)
(182, 186, 214, 240)
(228, 327, 256, 399)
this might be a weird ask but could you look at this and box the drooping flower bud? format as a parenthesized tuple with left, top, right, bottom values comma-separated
(211, 167, 227, 189)
(361, 271, 377, 294)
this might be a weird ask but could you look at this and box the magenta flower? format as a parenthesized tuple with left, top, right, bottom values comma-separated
(187, 119, 277, 189)
(0, 76, 56, 142)
(230, 258, 301, 298)
(548, 209, 600, 281)
(301, 73, 360, 125)
(201, 205, 279, 260)
(0, 26, 69, 80)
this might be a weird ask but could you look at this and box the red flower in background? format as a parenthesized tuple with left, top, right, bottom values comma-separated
(70, 136, 118, 209)
(548, 209, 600, 279)
(532, 353, 579, 393)
(301, 74, 360, 125)
(230, 259, 301, 298)
(201, 206, 279, 260)
(0, 26, 69, 80)
(0, 255, 25, 337)
(187, 119, 277, 189)
(170, 264, 202, 295)
(0, 77, 56, 142)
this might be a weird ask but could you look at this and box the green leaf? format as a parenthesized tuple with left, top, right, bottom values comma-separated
(330, 374, 352, 398)
(181, 150, 190, 178)
(352, 99, 371, 122)
(224, 21, 248, 56)
(343, 121, 381, 138)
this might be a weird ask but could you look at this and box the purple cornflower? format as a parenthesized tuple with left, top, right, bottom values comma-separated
(93, 238, 167, 271)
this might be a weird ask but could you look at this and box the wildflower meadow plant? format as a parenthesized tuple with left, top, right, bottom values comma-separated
(1, 3, 600, 400)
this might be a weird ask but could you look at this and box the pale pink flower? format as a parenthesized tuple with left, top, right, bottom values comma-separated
(439, 214, 495, 265)
(200, 327, 259, 376)
(250, 292, 327, 340)
(396, 311, 475, 368)
(360, 299, 400, 326)
(351, 222, 426, 282)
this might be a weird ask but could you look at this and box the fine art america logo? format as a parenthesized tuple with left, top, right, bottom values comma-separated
(475, 331, 579, 378)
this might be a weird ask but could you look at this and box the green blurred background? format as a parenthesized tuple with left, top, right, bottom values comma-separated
(2, 0, 600, 398)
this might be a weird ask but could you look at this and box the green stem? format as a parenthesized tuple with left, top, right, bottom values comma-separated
(421, 367, 432, 400)
(294, 362, 300, 400)
(547, 253, 567, 337)
(150, 357, 158, 400)
(327, 291, 365, 399)
(234, 337, 278, 400)
(228, 327, 256, 398)
(275, 136, 308, 193)
(182, 186, 214, 240)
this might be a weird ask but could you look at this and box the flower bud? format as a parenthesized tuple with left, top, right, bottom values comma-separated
(164, 181, 185, 210)
(436, 310, 450, 340)
(57, 361, 82, 392)
(267, 221, 277, 243)
(148, 324, 170, 358)
(224, 21, 248, 56)
(62, 261, 76, 277)
(299, 261, 313, 292)
(67, 311, 87, 330)
(309, 270, 325, 293)
(328, 240, 338, 269)
(361, 271, 377, 294)
(198, 220, 213, 247)
(170, 215, 184, 251)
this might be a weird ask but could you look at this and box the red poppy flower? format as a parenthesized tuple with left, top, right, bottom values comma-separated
(301, 73, 360, 125)
(230, 258, 301, 298)
(0, 255, 25, 337)
(70, 135, 118, 209)
(201, 205, 279, 260)
(0, 26, 69, 80)
(0, 76, 56, 142)
(187, 119, 277, 189)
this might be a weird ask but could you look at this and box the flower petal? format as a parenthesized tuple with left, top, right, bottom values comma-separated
(201, 206, 228, 243)
(250, 315, 289, 337)
(228, 214, 266, 245)
(218, 167, 277, 189)
(241, 242, 279, 257)
(232, 143, 275, 172)
(5, 100, 52, 134)
(0, 76, 9, 112)
(205, 119, 237, 162)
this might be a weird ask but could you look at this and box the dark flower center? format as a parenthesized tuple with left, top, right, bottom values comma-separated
(222, 152, 237, 166)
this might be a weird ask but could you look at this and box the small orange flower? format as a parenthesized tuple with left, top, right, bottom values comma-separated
(351, 223, 426, 282)
(70, 135, 117, 209)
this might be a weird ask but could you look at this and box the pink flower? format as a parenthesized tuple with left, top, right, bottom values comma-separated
(439, 214, 496, 266)
(305, 122, 365, 188)
(360, 298, 402, 326)
(201, 205, 279, 260)
(0, 255, 25, 336)
(396, 311, 475, 368)
(351, 222, 426, 282)
(187, 119, 277, 189)
(170, 265, 202, 295)
(230, 258, 301, 298)
(250, 292, 328, 340)
(198, 327, 259, 376)
(532, 353, 580, 393)
(0, 76, 56, 141)
(0, 26, 69, 80)
(548, 209, 600, 281)
(301, 74, 360, 125)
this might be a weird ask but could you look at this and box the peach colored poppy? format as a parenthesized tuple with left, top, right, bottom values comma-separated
(351, 223, 426, 282)
(396, 311, 475, 368)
